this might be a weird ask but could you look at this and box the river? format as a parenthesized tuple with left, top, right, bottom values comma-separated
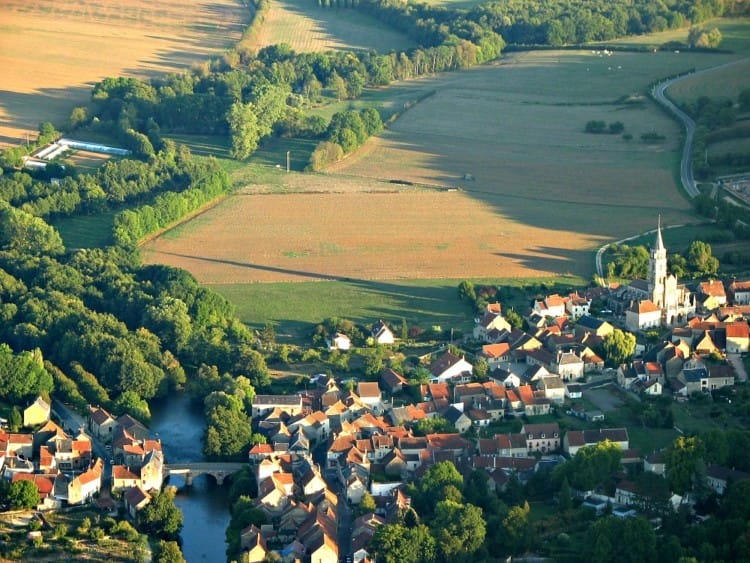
(150, 392, 231, 563)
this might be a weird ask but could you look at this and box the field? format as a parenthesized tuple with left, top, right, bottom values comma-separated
(0, 0, 249, 147)
(143, 47, 750, 295)
(668, 58, 750, 102)
(143, 182, 602, 281)
(252, 0, 414, 53)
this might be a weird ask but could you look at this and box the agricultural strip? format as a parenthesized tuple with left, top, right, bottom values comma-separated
(0, 0, 249, 147)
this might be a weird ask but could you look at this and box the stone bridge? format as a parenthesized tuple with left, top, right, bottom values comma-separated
(164, 462, 247, 486)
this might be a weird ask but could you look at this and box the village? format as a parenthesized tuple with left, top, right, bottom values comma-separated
(2, 225, 750, 562)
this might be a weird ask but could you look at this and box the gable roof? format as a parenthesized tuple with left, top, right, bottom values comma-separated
(380, 368, 407, 388)
(357, 382, 381, 399)
(429, 351, 466, 376)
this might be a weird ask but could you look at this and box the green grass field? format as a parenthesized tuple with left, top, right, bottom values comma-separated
(53, 209, 118, 249)
(209, 275, 582, 342)
(602, 17, 750, 55)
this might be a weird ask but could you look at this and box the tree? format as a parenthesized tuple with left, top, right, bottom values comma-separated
(457, 280, 476, 304)
(554, 441, 622, 492)
(601, 328, 636, 366)
(687, 241, 718, 277)
(227, 101, 260, 160)
(411, 461, 463, 516)
(412, 416, 454, 437)
(559, 476, 573, 511)
(473, 356, 489, 381)
(8, 406, 22, 432)
(155, 540, 186, 563)
(138, 486, 183, 540)
(431, 500, 486, 559)
(7, 479, 40, 509)
(359, 491, 377, 515)
(665, 435, 706, 495)
(370, 523, 436, 563)
(327, 71, 348, 101)
(584, 516, 656, 563)
(501, 501, 532, 554)
(505, 308, 523, 329)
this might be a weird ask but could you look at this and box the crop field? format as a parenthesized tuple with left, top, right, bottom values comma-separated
(252, 0, 413, 53)
(0, 0, 248, 148)
(668, 58, 750, 103)
(328, 50, 711, 248)
(143, 183, 603, 282)
(143, 48, 745, 290)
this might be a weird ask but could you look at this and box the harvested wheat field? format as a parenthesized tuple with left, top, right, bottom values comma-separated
(142, 186, 605, 283)
(145, 49, 711, 282)
(327, 51, 702, 243)
(0, 0, 248, 147)
(253, 0, 413, 53)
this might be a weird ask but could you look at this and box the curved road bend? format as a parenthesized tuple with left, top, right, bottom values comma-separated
(595, 58, 749, 278)
(651, 57, 750, 199)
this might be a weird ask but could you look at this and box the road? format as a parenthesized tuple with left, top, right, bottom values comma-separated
(652, 58, 749, 198)
(595, 58, 749, 280)
(51, 399, 112, 481)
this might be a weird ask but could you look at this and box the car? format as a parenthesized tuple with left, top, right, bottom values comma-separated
(105, 444, 112, 450)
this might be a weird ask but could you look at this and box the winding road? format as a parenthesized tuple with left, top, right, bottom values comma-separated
(595, 58, 749, 279)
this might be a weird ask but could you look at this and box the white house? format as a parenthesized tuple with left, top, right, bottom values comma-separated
(626, 300, 662, 332)
(371, 320, 395, 345)
(328, 332, 351, 351)
(533, 294, 567, 318)
(429, 352, 473, 383)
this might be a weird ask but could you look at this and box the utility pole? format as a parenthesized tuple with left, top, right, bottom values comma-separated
(286, 151, 290, 173)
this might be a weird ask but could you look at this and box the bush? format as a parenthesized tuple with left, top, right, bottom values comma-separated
(585, 120, 606, 133)
(641, 131, 666, 143)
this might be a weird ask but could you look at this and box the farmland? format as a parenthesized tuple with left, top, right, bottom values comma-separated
(252, 0, 414, 53)
(144, 47, 749, 294)
(0, 0, 249, 147)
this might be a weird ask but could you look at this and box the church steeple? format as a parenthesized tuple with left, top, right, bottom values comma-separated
(654, 214, 665, 252)
(649, 215, 668, 307)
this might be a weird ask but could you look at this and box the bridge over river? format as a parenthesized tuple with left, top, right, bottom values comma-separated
(164, 462, 247, 486)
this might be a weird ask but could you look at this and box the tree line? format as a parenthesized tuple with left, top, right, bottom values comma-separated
(0, 198, 269, 428)
(351, 0, 744, 47)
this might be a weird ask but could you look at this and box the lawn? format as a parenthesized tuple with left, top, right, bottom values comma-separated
(53, 210, 118, 249)
(0, 0, 248, 148)
(252, 0, 414, 53)
(208, 275, 582, 342)
(211, 278, 475, 342)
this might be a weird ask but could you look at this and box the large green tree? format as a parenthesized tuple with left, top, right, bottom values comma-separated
(665, 435, 706, 495)
(431, 500, 486, 559)
(601, 328, 636, 367)
(227, 101, 260, 160)
(138, 486, 183, 540)
(370, 523, 436, 563)
(4, 479, 40, 509)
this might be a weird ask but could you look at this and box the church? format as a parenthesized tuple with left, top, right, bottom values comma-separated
(624, 220, 695, 332)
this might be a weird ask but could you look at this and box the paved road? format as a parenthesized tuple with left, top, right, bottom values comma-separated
(595, 58, 749, 280)
(652, 58, 749, 197)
